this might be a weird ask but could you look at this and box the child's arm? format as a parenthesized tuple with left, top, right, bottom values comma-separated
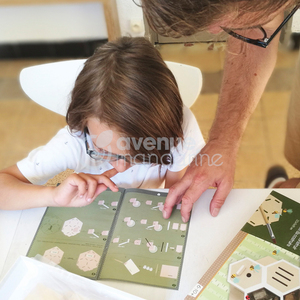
(0, 165, 118, 210)
(164, 167, 187, 189)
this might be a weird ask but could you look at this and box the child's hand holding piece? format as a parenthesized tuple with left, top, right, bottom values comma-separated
(52, 169, 118, 207)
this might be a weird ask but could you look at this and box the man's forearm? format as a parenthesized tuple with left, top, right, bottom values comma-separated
(209, 32, 280, 149)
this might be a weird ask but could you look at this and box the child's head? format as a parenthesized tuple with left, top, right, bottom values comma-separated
(66, 36, 183, 169)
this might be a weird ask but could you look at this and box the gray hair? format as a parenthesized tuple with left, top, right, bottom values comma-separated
(141, 0, 297, 38)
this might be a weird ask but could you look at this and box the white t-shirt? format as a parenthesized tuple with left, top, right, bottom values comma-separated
(17, 106, 205, 189)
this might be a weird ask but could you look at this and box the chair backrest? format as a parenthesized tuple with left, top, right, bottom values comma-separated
(20, 59, 202, 116)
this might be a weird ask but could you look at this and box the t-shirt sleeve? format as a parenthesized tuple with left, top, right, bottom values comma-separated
(17, 127, 85, 185)
(168, 105, 205, 173)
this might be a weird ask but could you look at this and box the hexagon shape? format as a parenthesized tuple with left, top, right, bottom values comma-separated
(43, 246, 64, 264)
(247, 287, 280, 300)
(228, 257, 300, 300)
(266, 260, 300, 295)
(248, 196, 282, 227)
(76, 250, 100, 272)
(228, 258, 264, 293)
(283, 288, 300, 299)
(61, 217, 83, 237)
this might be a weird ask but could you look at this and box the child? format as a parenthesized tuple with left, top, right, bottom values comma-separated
(0, 37, 205, 210)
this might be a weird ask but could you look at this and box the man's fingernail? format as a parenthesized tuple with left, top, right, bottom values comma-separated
(162, 210, 167, 219)
(87, 198, 92, 203)
(212, 208, 220, 217)
(182, 216, 187, 223)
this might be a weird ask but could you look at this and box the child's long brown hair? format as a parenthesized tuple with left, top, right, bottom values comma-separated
(66, 37, 183, 164)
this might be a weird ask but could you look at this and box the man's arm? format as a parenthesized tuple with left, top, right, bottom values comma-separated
(163, 13, 283, 222)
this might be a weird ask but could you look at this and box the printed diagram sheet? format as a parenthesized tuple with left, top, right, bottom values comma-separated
(100, 190, 188, 289)
(27, 189, 189, 289)
(27, 189, 121, 279)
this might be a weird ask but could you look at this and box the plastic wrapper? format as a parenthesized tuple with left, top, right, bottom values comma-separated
(0, 256, 145, 300)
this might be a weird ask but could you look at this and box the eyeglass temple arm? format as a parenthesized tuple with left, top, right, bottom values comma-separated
(266, 5, 300, 44)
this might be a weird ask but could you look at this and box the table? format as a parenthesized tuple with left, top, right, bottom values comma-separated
(1, 189, 299, 299)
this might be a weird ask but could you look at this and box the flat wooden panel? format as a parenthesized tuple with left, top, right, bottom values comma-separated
(0, 0, 120, 41)
(101, 0, 120, 40)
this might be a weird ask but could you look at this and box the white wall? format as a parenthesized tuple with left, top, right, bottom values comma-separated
(0, 1, 144, 44)
(116, 0, 144, 37)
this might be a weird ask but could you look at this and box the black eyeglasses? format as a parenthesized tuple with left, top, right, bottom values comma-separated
(222, 5, 300, 48)
(83, 128, 173, 165)
(84, 127, 132, 162)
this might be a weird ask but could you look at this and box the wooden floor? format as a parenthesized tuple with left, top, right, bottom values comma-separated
(0, 43, 299, 188)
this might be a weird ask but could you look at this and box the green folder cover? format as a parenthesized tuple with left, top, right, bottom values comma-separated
(27, 188, 189, 289)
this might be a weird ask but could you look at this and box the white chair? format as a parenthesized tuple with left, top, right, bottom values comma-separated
(20, 59, 202, 115)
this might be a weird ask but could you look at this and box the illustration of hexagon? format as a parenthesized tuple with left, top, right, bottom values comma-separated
(247, 287, 280, 300)
(61, 217, 83, 237)
(76, 250, 100, 272)
(266, 260, 300, 295)
(228, 257, 300, 300)
(284, 288, 300, 299)
(228, 258, 264, 292)
(43, 246, 64, 264)
(248, 196, 282, 226)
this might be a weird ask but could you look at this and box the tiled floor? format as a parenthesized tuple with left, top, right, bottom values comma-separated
(0, 44, 299, 188)
(0, 59, 67, 175)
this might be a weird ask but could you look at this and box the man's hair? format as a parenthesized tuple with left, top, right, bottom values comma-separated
(141, 0, 298, 38)
(66, 36, 183, 164)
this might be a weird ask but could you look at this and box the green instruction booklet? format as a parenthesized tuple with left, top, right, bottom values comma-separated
(27, 188, 189, 289)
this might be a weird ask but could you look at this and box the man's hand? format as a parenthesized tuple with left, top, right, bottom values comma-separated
(163, 140, 236, 222)
(52, 169, 119, 207)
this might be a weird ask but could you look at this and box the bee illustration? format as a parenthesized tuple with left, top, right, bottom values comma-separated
(272, 250, 280, 255)
(250, 265, 261, 272)
(283, 208, 293, 214)
(233, 277, 240, 283)
(231, 274, 240, 284)
(272, 210, 281, 218)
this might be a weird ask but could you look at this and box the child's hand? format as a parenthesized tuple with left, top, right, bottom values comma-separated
(52, 169, 118, 207)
